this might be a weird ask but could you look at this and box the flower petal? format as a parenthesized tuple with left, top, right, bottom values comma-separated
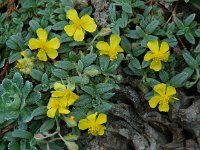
(160, 41, 169, 53)
(96, 41, 110, 55)
(28, 38, 41, 50)
(81, 14, 97, 33)
(54, 82, 66, 91)
(96, 113, 107, 125)
(148, 96, 161, 108)
(158, 103, 169, 112)
(67, 9, 80, 23)
(64, 24, 77, 36)
(166, 86, 176, 96)
(147, 40, 159, 53)
(144, 51, 154, 61)
(58, 107, 70, 114)
(162, 51, 170, 62)
(45, 48, 58, 59)
(98, 125, 106, 136)
(115, 45, 124, 52)
(74, 27, 84, 41)
(36, 28, 48, 42)
(47, 98, 57, 109)
(46, 37, 60, 49)
(154, 83, 166, 96)
(37, 49, 47, 61)
(150, 60, 162, 71)
(47, 107, 57, 118)
(110, 34, 121, 49)
(78, 119, 90, 130)
(67, 91, 79, 106)
(87, 112, 97, 122)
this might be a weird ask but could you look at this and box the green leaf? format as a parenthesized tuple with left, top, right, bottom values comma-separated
(185, 32, 195, 44)
(135, 26, 146, 37)
(12, 130, 33, 139)
(190, 0, 200, 10)
(74, 95, 92, 107)
(184, 13, 196, 26)
(12, 72, 23, 90)
(30, 69, 43, 81)
(52, 21, 68, 30)
(183, 51, 199, 69)
(41, 73, 49, 85)
(81, 86, 95, 96)
(65, 141, 78, 150)
(54, 61, 74, 70)
(52, 69, 68, 79)
(9, 52, 21, 64)
(94, 102, 113, 113)
(122, 3, 132, 13)
(99, 55, 110, 72)
(130, 58, 141, 69)
(195, 29, 200, 37)
(159, 70, 169, 82)
(174, 16, 185, 29)
(170, 67, 194, 87)
(31, 106, 47, 118)
(81, 54, 97, 67)
(29, 20, 41, 32)
(40, 119, 55, 132)
(146, 78, 160, 88)
(96, 83, 113, 94)
(145, 20, 159, 34)
(21, 108, 32, 123)
(121, 36, 132, 54)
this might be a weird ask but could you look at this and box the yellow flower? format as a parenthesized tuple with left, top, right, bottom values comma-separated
(47, 82, 79, 118)
(149, 83, 178, 112)
(96, 34, 124, 60)
(64, 9, 97, 41)
(16, 51, 34, 74)
(78, 112, 107, 136)
(144, 40, 170, 71)
(28, 28, 61, 61)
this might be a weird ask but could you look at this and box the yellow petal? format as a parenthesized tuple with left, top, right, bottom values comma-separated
(147, 40, 159, 53)
(28, 38, 41, 50)
(150, 60, 162, 71)
(47, 107, 57, 118)
(67, 91, 79, 106)
(51, 91, 64, 98)
(158, 103, 169, 112)
(58, 107, 70, 114)
(96, 41, 110, 52)
(67, 9, 80, 23)
(36, 28, 48, 42)
(148, 96, 161, 108)
(144, 51, 154, 61)
(74, 27, 84, 41)
(162, 51, 170, 62)
(37, 49, 47, 61)
(81, 14, 97, 33)
(154, 83, 166, 96)
(47, 98, 57, 109)
(166, 86, 176, 96)
(78, 119, 90, 130)
(46, 37, 60, 49)
(160, 41, 169, 53)
(96, 113, 107, 125)
(64, 24, 77, 36)
(98, 125, 106, 136)
(115, 45, 124, 52)
(110, 34, 121, 49)
(87, 112, 97, 122)
(45, 48, 58, 59)
(54, 82, 66, 91)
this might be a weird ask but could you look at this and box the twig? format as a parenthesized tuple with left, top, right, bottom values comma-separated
(0, 59, 9, 80)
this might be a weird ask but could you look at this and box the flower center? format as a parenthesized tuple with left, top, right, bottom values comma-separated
(153, 52, 164, 62)
(160, 95, 169, 105)
(88, 125, 100, 136)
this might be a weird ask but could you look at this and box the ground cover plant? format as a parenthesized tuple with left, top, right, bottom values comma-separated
(0, 0, 200, 149)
